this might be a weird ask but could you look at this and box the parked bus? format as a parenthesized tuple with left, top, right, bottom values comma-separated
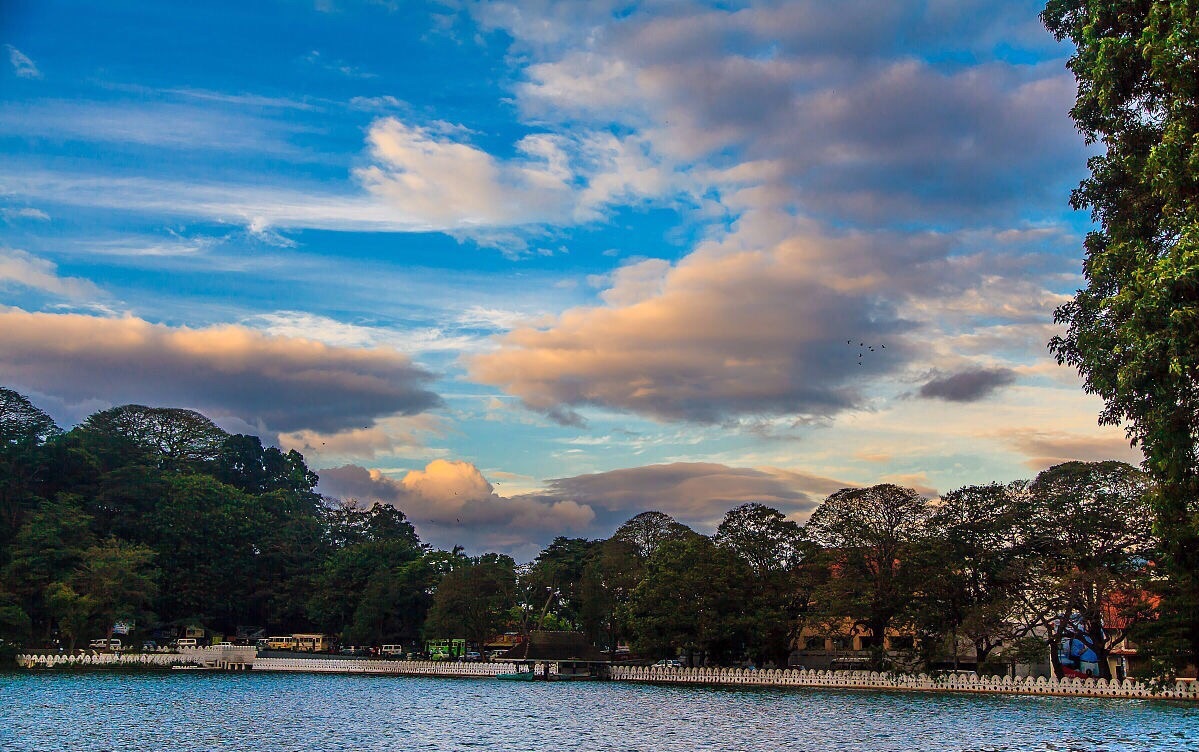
(426, 638, 466, 661)
(88, 639, 121, 651)
(265, 636, 298, 650)
(292, 634, 333, 652)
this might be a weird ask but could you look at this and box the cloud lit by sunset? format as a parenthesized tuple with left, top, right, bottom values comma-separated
(0, 0, 1138, 556)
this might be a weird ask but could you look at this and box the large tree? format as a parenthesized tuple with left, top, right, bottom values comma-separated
(2, 495, 95, 632)
(146, 473, 267, 629)
(306, 522, 428, 643)
(523, 537, 596, 631)
(714, 503, 810, 666)
(628, 535, 751, 666)
(0, 388, 60, 543)
(611, 511, 696, 560)
(0, 387, 60, 446)
(77, 405, 229, 470)
(423, 554, 517, 652)
(578, 538, 640, 653)
(73, 538, 160, 642)
(804, 484, 932, 668)
(1043, 0, 1199, 672)
(1017, 461, 1154, 680)
(915, 483, 1028, 670)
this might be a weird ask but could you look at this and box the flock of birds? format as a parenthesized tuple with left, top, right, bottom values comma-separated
(849, 340, 884, 365)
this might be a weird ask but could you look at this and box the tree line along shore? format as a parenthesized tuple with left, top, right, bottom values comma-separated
(1, 386, 1192, 681)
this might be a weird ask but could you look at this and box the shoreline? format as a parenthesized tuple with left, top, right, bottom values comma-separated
(15, 652, 1198, 701)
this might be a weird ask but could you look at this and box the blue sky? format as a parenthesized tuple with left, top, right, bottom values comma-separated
(0, 0, 1140, 558)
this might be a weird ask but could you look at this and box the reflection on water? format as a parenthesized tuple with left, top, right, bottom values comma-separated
(3, 672, 1198, 752)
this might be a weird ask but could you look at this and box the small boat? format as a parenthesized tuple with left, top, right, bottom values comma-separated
(495, 668, 537, 681)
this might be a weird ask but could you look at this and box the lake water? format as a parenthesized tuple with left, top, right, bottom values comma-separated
(3, 671, 1198, 751)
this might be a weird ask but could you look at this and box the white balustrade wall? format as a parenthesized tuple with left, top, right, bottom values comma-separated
(252, 658, 526, 677)
(17, 645, 258, 669)
(608, 666, 1199, 701)
(17, 651, 1197, 700)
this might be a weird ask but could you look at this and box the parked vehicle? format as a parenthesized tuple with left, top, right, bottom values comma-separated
(264, 636, 297, 650)
(174, 638, 197, 649)
(426, 638, 466, 661)
(653, 659, 682, 668)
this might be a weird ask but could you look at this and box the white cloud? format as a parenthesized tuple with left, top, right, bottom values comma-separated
(6, 45, 40, 79)
(279, 413, 445, 461)
(245, 310, 484, 355)
(354, 118, 574, 227)
(0, 100, 313, 154)
(0, 207, 50, 222)
(0, 248, 100, 299)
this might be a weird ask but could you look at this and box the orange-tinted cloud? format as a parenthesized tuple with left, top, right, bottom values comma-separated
(543, 461, 846, 530)
(469, 218, 931, 424)
(318, 459, 858, 557)
(0, 309, 441, 433)
(318, 460, 595, 555)
(1000, 428, 1144, 471)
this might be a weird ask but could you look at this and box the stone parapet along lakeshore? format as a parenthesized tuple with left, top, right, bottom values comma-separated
(17, 645, 258, 669)
(16, 652, 1199, 700)
(252, 657, 526, 677)
(610, 665, 1199, 701)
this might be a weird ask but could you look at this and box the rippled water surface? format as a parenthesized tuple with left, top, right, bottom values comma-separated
(4, 671, 1198, 751)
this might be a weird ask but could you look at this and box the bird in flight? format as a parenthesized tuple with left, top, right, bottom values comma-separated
(848, 339, 886, 363)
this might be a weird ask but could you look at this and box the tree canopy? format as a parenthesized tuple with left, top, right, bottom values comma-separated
(1043, 0, 1199, 672)
(0, 383, 1189, 678)
(0, 388, 60, 446)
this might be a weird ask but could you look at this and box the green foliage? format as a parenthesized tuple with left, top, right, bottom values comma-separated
(804, 484, 932, 667)
(215, 434, 319, 496)
(578, 538, 640, 651)
(77, 405, 229, 471)
(715, 503, 810, 665)
(611, 511, 697, 559)
(2, 495, 95, 610)
(628, 535, 751, 664)
(0, 388, 62, 548)
(344, 557, 437, 647)
(1043, 0, 1199, 669)
(0, 387, 60, 447)
(913, 483, 1027, 666)
(73, 538, 160, 638)
(307, 537, 428, 638)
(1018, 461, 1154, 680)
(0, 591, 31, 644)
(524, 537, 596, 629)
(44, 582, 95, 651)
(424, 555, 516, 650)
(147, 473, 266, 626)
